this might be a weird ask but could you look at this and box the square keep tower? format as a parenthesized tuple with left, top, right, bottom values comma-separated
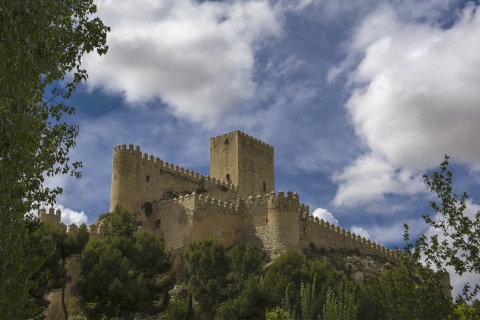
(210, 131, 274, 196)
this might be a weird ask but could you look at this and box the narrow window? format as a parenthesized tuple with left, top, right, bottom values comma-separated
(263, 181, 266, 192)
(226, 173, 230, 181)
(146, 175, 150, 183)
(155, 219, 161, 229)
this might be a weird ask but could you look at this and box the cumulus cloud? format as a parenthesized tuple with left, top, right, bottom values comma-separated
(332, 4, 480, 207)
(53, 204, 89, 226)
(350, 225, 370, 240)
(312, 207, 338, 225)
(83, 0, 282, 124)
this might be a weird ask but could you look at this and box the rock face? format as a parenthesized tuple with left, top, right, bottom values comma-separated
(108, 130, 396, 263)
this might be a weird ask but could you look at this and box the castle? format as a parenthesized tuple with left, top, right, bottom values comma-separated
(109, 130, 395, 260)
(39, 130, 395, 261)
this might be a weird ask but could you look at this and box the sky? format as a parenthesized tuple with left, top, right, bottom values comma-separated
(45, 0, 480, 297)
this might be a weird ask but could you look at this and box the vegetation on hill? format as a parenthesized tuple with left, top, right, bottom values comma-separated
(18, 205, 480, 319)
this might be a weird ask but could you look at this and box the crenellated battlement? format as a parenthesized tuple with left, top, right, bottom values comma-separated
(38, 207, 101, 237)
(301, 213, 396, 259)
(162, 192, 241, 214)
(210, 130, 273, 150)
(38, 207, 62, 225)
(269, 191, 301, 211)
(113, 144, 238, 193)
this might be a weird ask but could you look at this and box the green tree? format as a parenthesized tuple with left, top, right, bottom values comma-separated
(358, 266, 452, 320)
(262, 250, 338, 317)
(184, 238, 230, 313)
(76, 207, 171, 318)
(215, 244, 265, 319)
(262, 250, 306, 307)
(408, 155, 480, 300)
(323, 280, 357, 320)
(44, 222, 90, 319)
(0, 0, 108, 317)
(265, 307, 294, 320)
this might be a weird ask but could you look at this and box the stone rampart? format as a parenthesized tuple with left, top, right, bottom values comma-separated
(149, 192, 243, 249)
(37, 208, 100, 237)
(239, 194, 270, 249)
(301, 214, 396, 261)
(110, 144, 239, 213)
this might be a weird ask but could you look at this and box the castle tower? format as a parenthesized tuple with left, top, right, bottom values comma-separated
(38, 207, 62, 225)
(110, 144, 144, 213)
(210, 131, 274, 196)
(267, 191, 300, 251)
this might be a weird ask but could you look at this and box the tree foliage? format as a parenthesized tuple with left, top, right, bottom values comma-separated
(0, 0, 108, 317)
(323, 279, 357, 320)
(358, 266, 452, 320)
(76, 207, 171, 318)
(408, 155, 480, 300)
(184, 238, 230, 312)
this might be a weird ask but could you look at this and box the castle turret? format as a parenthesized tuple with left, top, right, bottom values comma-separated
(210, 131, 274, 196)
(267, 191, 300, 251)
(38, 207, 61, 225)
(110, 144, 144, 213)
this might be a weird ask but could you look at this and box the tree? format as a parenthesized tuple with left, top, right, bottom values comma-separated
(323, 280, 357, 320)
(45, 222, 90, 319)
(76, 207, 171, 318)
(0, 0, 108, 317)
(409, 155, 480, 300)
(184, 238, 230, 313)
(358, 266, 452, 320)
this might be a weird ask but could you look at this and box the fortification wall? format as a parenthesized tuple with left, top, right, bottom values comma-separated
(241, 194, 270, 249)
(190, 194, 243, 247)
(147, 192, 243, 249)
(37, 208, 100, 236)
(300, 215, 395, 261)
(110, 144, 238, 213)
(145, 197, 195, 249)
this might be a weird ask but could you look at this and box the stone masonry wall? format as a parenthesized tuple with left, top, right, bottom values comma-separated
(210, 131, 274, 197)
(145, 193, 243, 249)
(300, 214, 396, 261)
(38, 207, 62, 225)
(190, 194, 243, 247)
(110, 144, 238, 214)
(241, 194, 270, 250)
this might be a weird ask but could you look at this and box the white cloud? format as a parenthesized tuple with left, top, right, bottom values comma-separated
(350, 225, 370, 240)
(83, 0, 282, 125)
(312, 207, 338, 225)
(332, 155, 424, 207)
(332, 4, 480, 206)
(55, 204, 89, 226)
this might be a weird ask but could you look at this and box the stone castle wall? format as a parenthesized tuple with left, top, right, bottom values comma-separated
(110, 144, 238, 213)
(38, 208, 101, 236)
(300, 214, 395, 260)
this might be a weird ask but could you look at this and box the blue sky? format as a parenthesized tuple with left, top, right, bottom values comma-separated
(46, 0, 480, 296)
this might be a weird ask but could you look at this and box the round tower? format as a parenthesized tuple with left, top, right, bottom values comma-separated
(110, 144, 143, 213)
(267, 191, 300, 252)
